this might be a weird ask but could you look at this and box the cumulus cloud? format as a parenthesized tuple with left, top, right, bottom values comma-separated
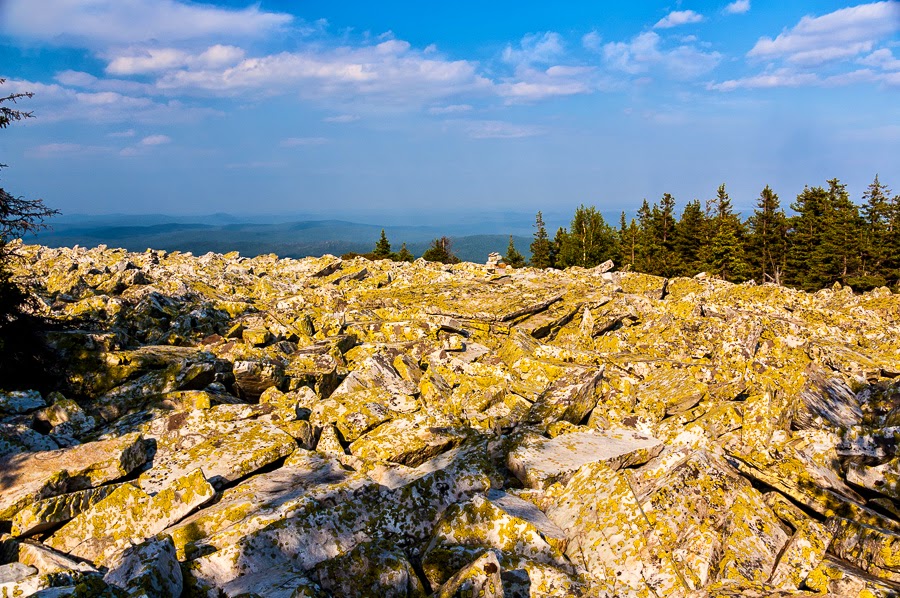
(860, 48, 900, 70)
(708, 69, 819, 91)
(140, 134, 171, 145)
(150, 40, 493, 107)
(748, 2, 900, 66)
(1, 77, 222, 125)
(603, 32, 721, 79)
(654, 10, 705, 29)
(105, 45, 246, 76)
(724, 1, 751, 15)
(498, 66, 593, 101)
(709, 66, 899, 91)
(503, 32, 565, 65)
(582, 31, 603, 52)
(0, 0, 292, 47)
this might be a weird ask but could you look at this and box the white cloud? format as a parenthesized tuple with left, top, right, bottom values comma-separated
(724, 1, 751, 15)
(603, 32, 721, 79)
(709, 70, 819, 91)
(1, 0, 292, 47)
(323, 114, 360, 123)
(105, 45, 246, 76)
(280, 137, 328, 147)
(139, 134, 171, 145)
(152, 41, 493, 106)
(654, 10, 705, 29)
(53, 70, 153, 96)
(458, 120, 545, 139)
(582, 31, 603, 52)
(860, 48, 900, 70)
(498, 66, 593, 101)
(604, 32, 663, 74)
(503, 32, 565, 65)
(709, 65, 900, 90)
(428, 104, 472, 115)
(108, 129, 135, 138)
(3, 78, 219, 124)
(748, 2, 900, 66)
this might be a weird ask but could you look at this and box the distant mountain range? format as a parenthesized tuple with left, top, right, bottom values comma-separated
(29, 216, 534, 263)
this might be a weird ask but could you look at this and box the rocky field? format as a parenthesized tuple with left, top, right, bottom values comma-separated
(3, 242, 900, 597)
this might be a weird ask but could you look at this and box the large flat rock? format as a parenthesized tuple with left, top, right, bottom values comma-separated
(508, 429, 664, 489)
(0, 433, 151, 520)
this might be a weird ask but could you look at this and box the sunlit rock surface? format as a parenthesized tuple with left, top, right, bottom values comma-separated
(2, 242, 900, 596)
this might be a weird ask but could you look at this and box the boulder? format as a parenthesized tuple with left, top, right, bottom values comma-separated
(104, 535, 182, 598)
(0, 433, 151, 520)
(0, 390, 45, 415)
(433, 550, 503, 598)
(47, 469, 214, 565)
(11, 484, 125, 537)
(508, 428, 663, 489)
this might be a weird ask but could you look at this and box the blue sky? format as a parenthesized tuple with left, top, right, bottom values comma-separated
(0, 0, 898, 222)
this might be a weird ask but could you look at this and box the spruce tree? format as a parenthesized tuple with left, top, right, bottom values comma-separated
(745, 185, 787, 284)
(707, 184, 750, 282)
(422, 236, 460, 264)
(618, 212, 639, 270)
(504, 235, 526, 268)
(550, 227, 567, 269)
(373, 229, 392, 259)
(824, 178, 863, 286)
(395, 242, 414, 262)
(786, 185, 829, 291)
(529, 211, 552, 268)
(887, 186, 900, 286)
(860, 175, 892, 285)
(674, 200, 707, 276)
(635, 199, 660, 275)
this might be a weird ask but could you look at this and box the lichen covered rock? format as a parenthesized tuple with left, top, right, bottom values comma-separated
(5, 244, 900, 596)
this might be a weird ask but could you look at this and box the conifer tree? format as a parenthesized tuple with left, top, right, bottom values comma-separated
(707, 184, 750, 282)
(550, 227, 567, 269)
(373, 229, 392, 259)
(529, 211, 552, 268)
(618, 212, 639, 270)
(504, 235, 526, 268)
(674, 200, 707, 276)
(887, 186, 900, 286)
(422, 236, 460, 264)
(745, 185, 787, 284)
(824, 178, 863, 286)
(635, 199, 663, 275)
(395, 242, 414, 263)
(860, 175, 892, 285)
(786, 185, 829, 291)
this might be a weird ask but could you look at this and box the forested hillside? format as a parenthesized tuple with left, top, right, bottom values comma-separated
(533, 176, 899, 292)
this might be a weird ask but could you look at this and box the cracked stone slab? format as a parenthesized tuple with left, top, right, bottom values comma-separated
(508, 429, 664, 490)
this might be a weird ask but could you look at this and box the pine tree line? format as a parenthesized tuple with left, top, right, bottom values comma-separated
(527, 176, 900, 292)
